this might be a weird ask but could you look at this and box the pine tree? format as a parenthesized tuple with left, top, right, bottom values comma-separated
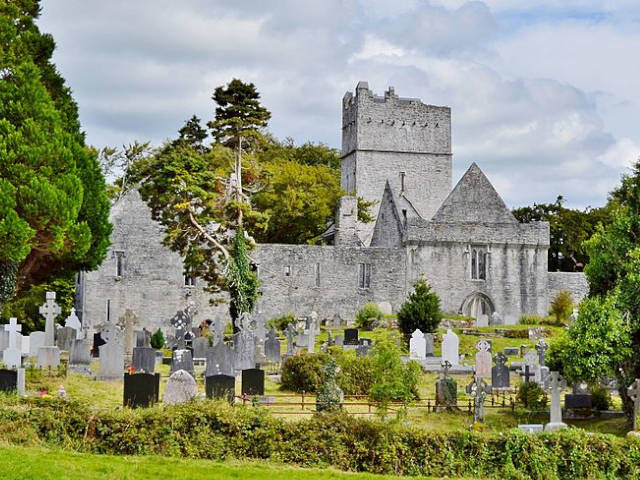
(397, 278, 443, 337)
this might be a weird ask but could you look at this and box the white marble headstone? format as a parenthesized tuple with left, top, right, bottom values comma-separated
(442, 329, 460, 366)
(409, 329, 426, 360)
(2, 318, 22, 369)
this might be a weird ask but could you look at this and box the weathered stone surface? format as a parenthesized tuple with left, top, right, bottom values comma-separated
(28, 332, 45, 358)
(170, 349, 194, 377)
(163, 370, 198, 404)
(192, 337, 209, 359)
(55, 326, 76, 352)
(205, 341, 234, 377)
(442, 329, 459, 366)
(132, 347, 156, 373)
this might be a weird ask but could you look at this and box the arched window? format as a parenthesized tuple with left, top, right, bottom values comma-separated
(470, 246, 488, 280)
(471, 249, 477, 279)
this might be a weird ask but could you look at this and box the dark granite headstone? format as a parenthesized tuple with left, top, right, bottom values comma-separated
(192, 337, 209, 359)
(170, 349, 194, 377)
(344, 329, 359, 346)
(132, 346, 156, 373)
(565, 394, 592, 409)
(241, 368, 264, 396)
(92, 332, 106, 358)
(123, 373, 160, 408)
(424, 333, 434, 357)
(205, 341, 235, 377)
(0, 369, 17, 392)
(491, 353, 510, 389)
(205, 374, 235, 402)
(436, 376, 457, 409)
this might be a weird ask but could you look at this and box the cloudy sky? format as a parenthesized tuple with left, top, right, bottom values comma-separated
(38, 0, 640, 209)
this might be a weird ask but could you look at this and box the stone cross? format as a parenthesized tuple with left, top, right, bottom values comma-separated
(307, 317, 316, 353)
(628, 379, 640, 431)
(536, 340, 548, 367)
(39, 291, 61, 346)
(466, 374, 492, 423)
(544, 371, 567, 430)
(441, 359, 452, 378)
(170, 309, 190, 350)
(475, 339, 492, 378)
(119, 309, 139, 367)
(285, 323, 296, 355)
(4, 317, 21, 349)
(520, 365, 535, 384)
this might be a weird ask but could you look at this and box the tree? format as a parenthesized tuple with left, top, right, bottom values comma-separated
(175, 115, 208, 153)
(548, 290, 574, 325)
(150, 328, 165, 350)
(98, 141, 152, 201)
(397, 278, 442, 338)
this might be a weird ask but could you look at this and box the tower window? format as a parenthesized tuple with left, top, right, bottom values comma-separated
(402, 209, 407, 225)
(358, 263, 371, 289)
(115, 251, 125, 277)
(400, 171, 406, 192)
(315, 263, 321, 287)
(106, 299, 111, 322)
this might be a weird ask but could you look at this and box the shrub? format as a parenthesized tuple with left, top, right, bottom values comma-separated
(267, 313, 296, 332)
(549, 290, 574, 325)
(355, 302, 382, 330)
(336, 354, 374, 395)
(520, 314, 544, 325)
(517, 381, 547, 410)
(591, 386, 611, 411)
(150, 328, 164, 349)
(280, 353, 328, 393)
(397, 278, 442, 337)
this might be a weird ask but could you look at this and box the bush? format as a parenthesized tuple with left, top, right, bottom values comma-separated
(280, 353, 328, 393)
(354, 302, 381, 330)
(335, 354, 374, 395)
(591, 386, 611, 411)
(150, 328, 165, 349)
(267, 313, 296, 332)
(549, 290, 574, 325)
(520, 314, 544, 325)
(397, 278, 442, 337)
(517, 382, 547, 410)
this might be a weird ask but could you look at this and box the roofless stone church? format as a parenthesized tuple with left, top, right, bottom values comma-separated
(76, 82, 588, 333)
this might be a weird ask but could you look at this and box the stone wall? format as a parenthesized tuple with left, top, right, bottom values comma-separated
(547, 271, 589, 306)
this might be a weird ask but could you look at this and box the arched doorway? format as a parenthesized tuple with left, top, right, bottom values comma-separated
(460, 292, 494, 319)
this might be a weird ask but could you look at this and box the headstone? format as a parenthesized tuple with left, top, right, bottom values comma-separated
(241, 368, 265, 396)
(2, 318, 22, 369)
(466, 375, 492, 423)
(356, 343, 371, 357)
(535, 339, 548, 367)
(132, 347, 156, 373)
(568, 308, 578, 324)
(504, 347, 519, 356)
(97, 317, 125, 380)
(285, 323, 296, 356)
(335, 335, 344, 347)
(316, 358, 344, 412)
(119, 309, 139, 368)
(528, 327, 543, 341)
(234, 315, 256, 370)
(170, 349, 194, 377)
(0, 330, 7, 351)
(475, 314, 488, 328)
(55, 326, 76, 352)
(424, 332, 434, 357)
(163, 369, 198, 404)
(441, 329, 459, 366)
(124, 373, 160, 408)
(491, 353, 510, 389)
(192, 337, 209, 359)
(519, 365, 535, 385)
(92, 332, 106, 358)
(409, 329, 426, 360)
(37, 292, 62, 368)
(205, 340, 235, 377)
(20, 335, 29, 356)
(544, 371, 567, 431)
(474, 339, 491, 379)
(205, 374, 235, 402)
(64, 308, 83, 339)
(264, 328, 281, 363)
(307, 318, 316, 353)
(491, 311, 502, 325)
(436, 361, 457, 409)
(69, 339, 92, 375)
(135, 328, 152, 348)
(628, 379, 640, 431)
(344, 328, 359, 346)
(0, 369, 17, 392)
(170, 309, 191, 350)
(522, 349, 540, 384)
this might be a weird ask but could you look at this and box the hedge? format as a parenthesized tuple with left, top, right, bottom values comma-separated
(0, 398, 639, 479)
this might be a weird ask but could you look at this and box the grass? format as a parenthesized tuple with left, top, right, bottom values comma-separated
(0, 444, 468, 480)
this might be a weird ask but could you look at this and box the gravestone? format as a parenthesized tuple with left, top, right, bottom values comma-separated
(474, 339, 491, 379)
(307, 318, 316, 354)
(522, 350, 540, 384)
(409, 329, 426, 360)
(476, 314, 488, 328)
(205, 339, 235, 377)
(491, 353, 510, 389)
(264, 328, 281, 363)
(170, 309, 191, 350)
(135, 329, 152, 348)
(64, 308, 83, 338)
(628, 379, 640, 431)
(132, 347, 156, 373)
(97, 317, 125, 380)
(163, 369, 198, 404)
(568, 308, 578, 324)
(170, 348, 194, 377)
(442, 329, 459, 366)
(377, 301, 393, 316)
(356, 343, 371, 357)
(37, 292, 61, 368)
(205, 374, 235, 402)
(92, 332, 106, 358)
(20, 335, 29, 357)
(544, 371, 567, 431)
(344, 328, 359, 346)
(119, 309, 139, 368)
(316, 357, 344, 412)
(233, 316, 256, 370)
(491, 311, 502, 325)
(69, 339, 92, 375)
(55, 326, 76, 352)
(241, 368, 265, 396)
(504, 347, 519, 356)
(2, 318, 22, 369)
(424, 332, 434, 357)
(0, 369, 17, 392)
(192, 337, 209, 359)
(536, 340, 548, 367)
(528, 327, 543, 341)
(28, 331, 45, 358)
(285, 323, 296, 357)
(335, 335, 344, 347)
(124, 373, 160, 408)
(565, 383, 592, 416)
(466, 375, 492, 423)
(0, 330, 7, 351)
(435, 361, 457, 409)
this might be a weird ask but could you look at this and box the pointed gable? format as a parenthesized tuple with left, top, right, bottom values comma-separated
(431, 163, 517, 224)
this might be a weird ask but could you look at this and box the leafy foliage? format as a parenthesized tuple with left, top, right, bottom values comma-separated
(227, 227, 259, 326)
(354, 302, 382, 330)
(548, 290, 574, 325)
(280, 353, 327, 393)
(316, 357, 343, 412)
(150, 328, 165, 350)
(266, 313, 296, 332)
(516, 382, 547, 410)
(397, 278, 442, 337)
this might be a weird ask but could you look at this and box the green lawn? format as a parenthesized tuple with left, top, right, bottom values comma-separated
(0, 444, 472, 480)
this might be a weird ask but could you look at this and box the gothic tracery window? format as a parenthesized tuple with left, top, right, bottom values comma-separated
(470, 246, 488, 280)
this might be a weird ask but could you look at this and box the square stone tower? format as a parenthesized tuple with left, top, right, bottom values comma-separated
(341, 81, 452, 245)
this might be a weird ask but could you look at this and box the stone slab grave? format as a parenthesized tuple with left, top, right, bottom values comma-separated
(97, 315, 125, 381)
(0, 369, 17, 393)
(441, 329, 459, 366)
(164, 369, 198, 405)
(409, 329, 426, 360)
(344, 328, 359, 346)
(264, 328, 281, 364)
(20, 335, 29, 357)
(37, 292, 61, 368)
(69, 339, 93, 375)
(124, 373, 160, 408)
(170, 348, 194, 377)
(206, 374, 236, 402)
(55, 326, 76, 352)
(28, 331, 45, 358)
(284, 323, 296, 357)
(132, 346, 156, 373)
(435, 361, 457, 409)
(192, 337, 209, 360)
(474, 339, 491, 379)
(0, 329, 7, 351)
(2, 318, 22, 370)
(119, 309, 140, 368)
(205, 334, 235, 377)
(135, 329, 151, 348)
(491, 353, 510, 389)
(241, 368, 265, 396)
